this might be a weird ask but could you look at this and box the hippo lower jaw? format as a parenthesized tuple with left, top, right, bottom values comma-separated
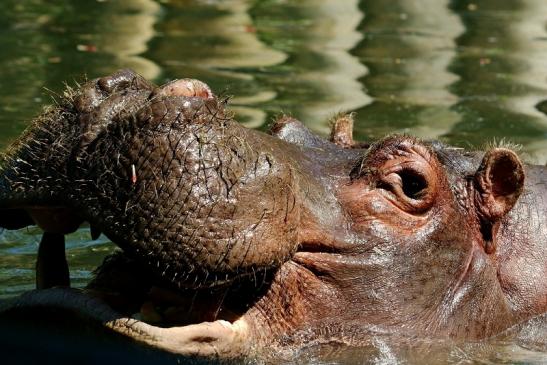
(0, 286, 251, 358)
(0, 238, 327, 359)
(0, 203, 323, 359)
(0, 210, 336, 359)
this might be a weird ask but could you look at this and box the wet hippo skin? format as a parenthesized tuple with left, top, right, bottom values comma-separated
(0, 69, 545, 362)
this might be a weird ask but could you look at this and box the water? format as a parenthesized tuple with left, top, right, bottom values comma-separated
(0, 0, 546, 363)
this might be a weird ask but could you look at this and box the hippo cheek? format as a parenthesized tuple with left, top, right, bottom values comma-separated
(314, 136, 496, 335)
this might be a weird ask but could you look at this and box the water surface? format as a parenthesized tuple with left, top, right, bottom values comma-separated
(0, 0, 546, 363)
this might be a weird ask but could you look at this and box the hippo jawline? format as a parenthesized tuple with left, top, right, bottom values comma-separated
(0, 285, 252, 358)
(0, 237, 262, 359)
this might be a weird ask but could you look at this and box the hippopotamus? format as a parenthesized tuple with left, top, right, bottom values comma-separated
(0, 69, 545, 362)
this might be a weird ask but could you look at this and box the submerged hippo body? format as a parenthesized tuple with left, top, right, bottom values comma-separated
(0, 69, 545, 361)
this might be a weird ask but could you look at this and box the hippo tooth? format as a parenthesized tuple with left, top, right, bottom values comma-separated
(90, 224, 101, 240)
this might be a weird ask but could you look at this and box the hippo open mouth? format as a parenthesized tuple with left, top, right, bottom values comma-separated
(0, 69, 545, 361)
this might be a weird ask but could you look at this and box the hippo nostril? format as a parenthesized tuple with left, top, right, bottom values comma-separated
(96, 69, 156, 97)
(97, 69, 138, 94)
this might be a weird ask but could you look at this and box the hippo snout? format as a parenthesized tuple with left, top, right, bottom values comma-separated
(0, 69, 302, 289)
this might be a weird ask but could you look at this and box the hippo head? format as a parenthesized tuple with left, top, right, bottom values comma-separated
(0, 70, 545, 359)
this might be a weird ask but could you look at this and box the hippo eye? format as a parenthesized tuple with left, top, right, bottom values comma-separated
(399, 169, 428, 200)
(368, 140, 438, 214)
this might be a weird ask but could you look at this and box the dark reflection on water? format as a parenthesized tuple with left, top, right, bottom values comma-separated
(0, 0, 161, 149)
(448, 0, 547, 155)
(0, 0, 545, 363)
(354, 0, 463, 140)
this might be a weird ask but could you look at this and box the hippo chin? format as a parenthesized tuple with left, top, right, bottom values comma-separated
(0, 69, 545, 361)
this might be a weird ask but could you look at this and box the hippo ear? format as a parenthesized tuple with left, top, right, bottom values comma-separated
(329, 113, 370, 149)
(474, 148, 525, 223)
(330, 113, 355, 148)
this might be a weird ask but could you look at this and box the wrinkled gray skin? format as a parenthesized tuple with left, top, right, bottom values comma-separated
(0, 69, 545, 362)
